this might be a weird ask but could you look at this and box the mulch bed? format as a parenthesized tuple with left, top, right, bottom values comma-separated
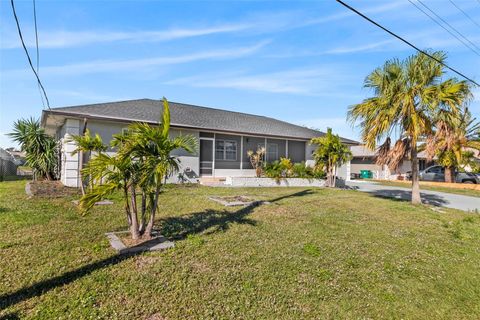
(25, 181, 80, 198)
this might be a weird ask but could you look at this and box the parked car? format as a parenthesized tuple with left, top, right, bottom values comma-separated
(419, 165, 480, 184)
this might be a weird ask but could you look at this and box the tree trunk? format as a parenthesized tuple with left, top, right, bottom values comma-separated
(129, 185, 140, 240)
(78, 151, 85, 195)
(326, 165, 332, 187)
(410, 147, 421, 204)
(123, 185, 132, 227)
(333, 165, 337, 187)
(139, 192, 147, 234)
(445, 166, 455, 183)
(145, 187, 161, 238)
(255, 166, 262, 177)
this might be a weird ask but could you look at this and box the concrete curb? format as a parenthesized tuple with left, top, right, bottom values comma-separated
(105, 231, 174, 254)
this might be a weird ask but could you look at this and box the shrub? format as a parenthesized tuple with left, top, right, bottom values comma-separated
(263, 159, 325, 180)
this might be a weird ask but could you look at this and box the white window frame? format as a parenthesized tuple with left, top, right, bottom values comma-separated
(215, 139, 238, 161)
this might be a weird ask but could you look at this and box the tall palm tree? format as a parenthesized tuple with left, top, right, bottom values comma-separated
(80, 98, 197, 240)
(426, 108, 480, 182)
(9, 118, 58, 180)
(67, 129, 107, 194)
(348, 51, 472, 204)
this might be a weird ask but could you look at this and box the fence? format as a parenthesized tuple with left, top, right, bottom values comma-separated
(0, 158, 19, 181)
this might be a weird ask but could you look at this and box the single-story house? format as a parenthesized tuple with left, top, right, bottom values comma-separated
(349, 145, 434, 180)
(41, 99, 358, 187)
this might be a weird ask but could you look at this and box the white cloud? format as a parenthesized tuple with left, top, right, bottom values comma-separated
(325, 39, 394, 54)
(164, 67, 357, 96)
(5, 41, 269, 77)
(473, 87, 480, 102)
(293, 117, 358, 140)
(301, 1, 408, 26)
(1, 1, 409, 50)
(1, 24, 251, 49)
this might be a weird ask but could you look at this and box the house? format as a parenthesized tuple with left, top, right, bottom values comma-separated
(41, 99, 358, 187)
(348, 145, 434, 180)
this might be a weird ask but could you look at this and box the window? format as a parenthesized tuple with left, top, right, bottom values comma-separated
(215, 140, 237, 161)
(428, 166, 443, 174)
(266, 143, 278, 161)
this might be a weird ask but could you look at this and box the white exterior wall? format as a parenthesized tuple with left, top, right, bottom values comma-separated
(58, 118, 201, 186)
(214, 169, 256, 177)
(56, 117, 324, 186)
(60, 119, 81, 187)
(305, 142, 316, 161)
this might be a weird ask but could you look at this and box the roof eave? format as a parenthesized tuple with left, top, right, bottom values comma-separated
(42, 110, 324, 141)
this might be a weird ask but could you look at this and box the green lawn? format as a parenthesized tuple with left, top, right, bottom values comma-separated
(1, 180, 480, 319)
(372, 180, 480, 198)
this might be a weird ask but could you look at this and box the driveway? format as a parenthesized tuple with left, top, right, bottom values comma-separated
(346, 181, 480, 212)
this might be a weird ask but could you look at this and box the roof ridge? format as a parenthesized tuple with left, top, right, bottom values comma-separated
(168, 100, 272, 120)
(168, 101, 326, 136)
(52, 98, 152, 110)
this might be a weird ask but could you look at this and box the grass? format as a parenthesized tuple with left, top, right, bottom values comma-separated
(372, 179, 480, 198)
(1, 180, 480, 319)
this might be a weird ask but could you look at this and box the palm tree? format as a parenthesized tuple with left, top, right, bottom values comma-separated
(426, 108, 480, 182)
(80, 98, 197, 240)
(8, 118, 58, 180)
(310, 128, 352, 187)
(348, 51, 472, 204)
(67, 129, 107, 194)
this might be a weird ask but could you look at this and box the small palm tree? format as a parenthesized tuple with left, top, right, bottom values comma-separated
(67, 129, 107, 194)
(8, 118, 58, 180)
(426, 108, 480, 182)
(348, 51, 472, 203)
(310, 128, 352, 187)
(247, 147, 265, 177)
(80, 98, 197, 240)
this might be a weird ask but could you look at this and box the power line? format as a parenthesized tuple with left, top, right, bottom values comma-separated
(335, 0, 479, 87)
(415, 0, 480, 56)
(32, 0, 45, 109)
(408, 0, 480, 57)
(448, 0, 480, 31)
(10, 0, 50, 110)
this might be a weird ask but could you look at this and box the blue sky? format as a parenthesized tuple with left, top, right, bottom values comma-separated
(1, 0, 479, 147)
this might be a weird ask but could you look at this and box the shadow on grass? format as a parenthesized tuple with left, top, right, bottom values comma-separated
(0, 189, 314, 310)
(161, 188, 314, 240)
(368, 189, 449, 207)
(0, 312, 20, 319)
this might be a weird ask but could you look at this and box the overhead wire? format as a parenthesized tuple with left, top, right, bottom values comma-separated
(335, 0, 479, 86)
(32, 0, 46, 109)
(10, 0, 50, 109)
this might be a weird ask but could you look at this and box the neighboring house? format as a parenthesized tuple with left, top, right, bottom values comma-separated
(41, 99, 358, 187)
(348, 145, 434, 180)
(0, 147, 19, 178)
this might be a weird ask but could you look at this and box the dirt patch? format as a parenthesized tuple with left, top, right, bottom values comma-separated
(26, 181, 80, 198)
(209, 195, 260, 206)
(120, 234, 156, 247)
(135, 256, 158, 270)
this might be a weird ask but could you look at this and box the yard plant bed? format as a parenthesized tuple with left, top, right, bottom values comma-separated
(106, 231, 174, 253)
(25, 180, 80, 198)
(2, 180, 480, 319)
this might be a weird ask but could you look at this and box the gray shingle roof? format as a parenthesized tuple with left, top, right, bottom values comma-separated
(45, 98, 358, 143)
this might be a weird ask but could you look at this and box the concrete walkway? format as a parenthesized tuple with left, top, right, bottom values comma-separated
(346, 181, 480, 212)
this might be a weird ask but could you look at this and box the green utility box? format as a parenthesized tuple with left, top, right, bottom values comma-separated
(360, 170, 373, 179)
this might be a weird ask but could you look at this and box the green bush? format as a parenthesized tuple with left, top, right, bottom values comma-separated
(263, 159, 325, 180)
